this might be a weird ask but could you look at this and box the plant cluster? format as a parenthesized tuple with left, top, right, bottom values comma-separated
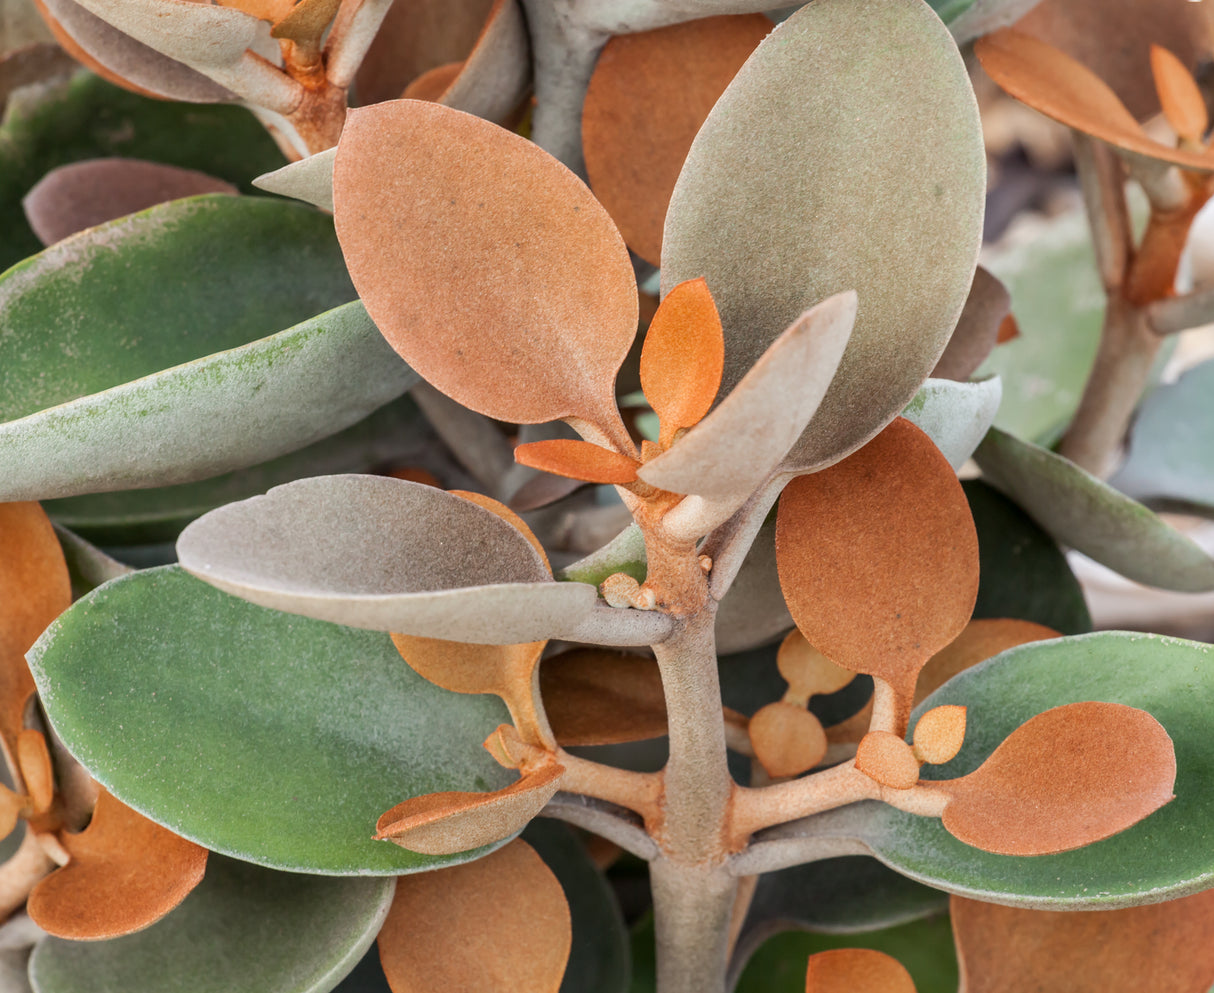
(0, 0, 1212, 991)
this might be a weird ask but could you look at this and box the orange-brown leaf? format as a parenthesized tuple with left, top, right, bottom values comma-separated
(911, 705, 966, 765)
(936, 701, 1175, 856)
(378, 838, 571, 993)
(402, 61, 463, 102)
(749, 702, 827, 779)
(775, 419, 979, 727)
(270, 0, 341, 42)
(805, 948, 916, 993)
(27, 791, 207, 939)
(1151, 44, 1208, 145)
(856, 731, 920, 791)
(17, 729, 53, 815)
(514, 440, 639, 485)
(582, 15, 771, 265)
(777, 629, 855, 705)
(639, 277, 724, 447)
(951, 888, 1214, 993)
(376, 762, 563, 855)
(539, 649, 667, 747)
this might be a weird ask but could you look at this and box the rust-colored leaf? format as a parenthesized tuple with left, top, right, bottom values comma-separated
(582, 14, 771, 265)
(0, 503, 70, 758)
(402, 60, 462, 102)
(951, 888, 1214, 993)
(775, 419, 979, 729)
(514, 440, 639, 484)
(17, 729, 53, 815)
(777, 629, 855, 706)
(749, 702, 827, 779)
(27, 790, 208, 939)
(856, 731, 920, 791)
(378, 838, 570, 993)
(375, 762, 563, 855)
(805, 948, 916, 993)
(271, 0, 341, 43)
(935, 701, 1175, 856)
(334, 100, 638, 450)
(639, 277, 724, 447)
(911, 705, 966, 765)
(931, 267, 1010, 382)
(539, 649, 667, 747)
(1151, 44, 1208, 146)
(995, 313, 1019, 344)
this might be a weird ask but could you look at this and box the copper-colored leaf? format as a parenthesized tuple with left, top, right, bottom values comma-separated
(777, 629, 855, 704)
(639, 277, 724, 447)
(23, 158, 237, 246)
(935, 701, 1175, 856)
(514, 440, 639, 485)
(401, 60, 462, 101)
(951, 888, 1214, 993)
(749, 702, 827, 779)
(270, 0, 341, 43)
(856, 732, 920, 791)
(911, 705, 966, 766)
(375, 763, 563, 855)
(333, 100, 638, 449)
(27, 790, 208, 939)
(1151, 44, 1208, 145)
(931, 267, 1010, 382)
(17, 729, 53, 815)
(975, 29, 1214, 172)
(540, 649, 667, 747)
(804, 948, 916, 993)
(378, 838, 570, 993)
(582, 15, 770, 266)
(0, 503, 70, 757)
(775, 419, 979, 724)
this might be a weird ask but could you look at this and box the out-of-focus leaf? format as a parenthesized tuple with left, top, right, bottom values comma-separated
(177, 475, 597, 643)
(662, 0, 984, 473)
(29, 855, 394, 993)
(541, 649, 666, 747)
(930, 268, 1010, 382)
(975, 427, 1214, 591)
(28, 566, 515, 873)
(51, 523, 131, 597)
(802, 949, 915, 993)
(715, 518, 791, 656)
(900, 377, 1002, 471)
(933, 0, 1043, 45)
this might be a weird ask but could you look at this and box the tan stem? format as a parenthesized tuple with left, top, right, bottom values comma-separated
(729, 761, 879, 844)
(1070, 130, 1130, 293)
(555, 750, 662, 824)
(649, 858, 738, 993)
(0, 830, 54, 923)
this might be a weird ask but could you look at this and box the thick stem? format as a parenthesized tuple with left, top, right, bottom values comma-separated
(649, 858, 738, 993)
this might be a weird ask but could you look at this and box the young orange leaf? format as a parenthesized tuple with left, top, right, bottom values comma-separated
(640, 277, 724, 448)
(1151, 44, 1209, 145)
(805, 948, 916, 993)
(749, 702, 828, 779)
(378, 838, 571, 993)
(27, 791, 208, 940)
(911, 705, 966, 765)
(934, 701, 1175, 855)
(856, 731, 920, 791)
(777, 629, 855, 706)
(514, 439, 640, 484)
(16, 729, 54, 815)
(539, 649, 668, 747)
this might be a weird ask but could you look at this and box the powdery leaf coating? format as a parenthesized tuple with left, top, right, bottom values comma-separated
(0, 502, 70, 757)
(936, 701, 1176, 856)
(749, 701, 827, 779)
(334, 100, 637, 448)
(582, 14, 770, 266)
(975, 30, 1214, 173)
(775, 418, 980, 707)
(24, 158, 236, 246)
(539, 649, 667, 747)
(376, 763, 564, 855)
(951, 888, 1214, 993)
(514, 439, 639, 484)
(1151, 44, 1208, 145)
(662, 0, 985, 472)
(931, 268, 1010, 382)
(912, 705, 966, 765)
(69, 0, 262, 70)
(28, 791, 208, 940)
(253, 149, 336, 211)
(804, 948, 916, 993)
(856, 731, 920, 791)
(378, 838, 570, 993)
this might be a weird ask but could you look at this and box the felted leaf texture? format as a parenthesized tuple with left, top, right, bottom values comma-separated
(930, 268, 1011, 383)
(253, 148, 336, 211)
(776, 419, 979, 726)
(662, 0, 985, 473)
(27, 790, 208, 939)
(714, 517, 792, 656)
(581, 13, 771, 266)
(950, 888, 1214, 993)
(377, 839, 570, 993)
(899, 377, 1002, 472)
(177, 475, 597, 643)
(333, 99, 638, 451)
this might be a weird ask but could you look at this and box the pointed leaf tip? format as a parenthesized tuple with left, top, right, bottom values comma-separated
(514, 439, 639, 484)
(1151, 44, 1209, 145)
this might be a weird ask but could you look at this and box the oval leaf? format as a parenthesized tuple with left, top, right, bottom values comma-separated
(333, 99, 637, 447)
(804, 949, 915, 993)
(662, 0, 985, 471)
(28, 566, 516, 873)
(900, 377, 1002, 472)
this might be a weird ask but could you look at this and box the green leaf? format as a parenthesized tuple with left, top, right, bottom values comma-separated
(975, 427, 1214, 591)
(28, 855, 394, 993)
(28, 566, 515, 874)
(44, 394, 428, 545)
(662, 0, 985, 473)
(1112, 357, 1214, 517)
(901, 376, 1002, 470)
(0, 196, 409, 503)
(934, 0, 1044, 43)
(559, 524, 646, 587)
(833, 632, 1214, 907)
(524, 820, 630, 993)
(964, 479, 1091, 634)
(0, 71, 283, 270)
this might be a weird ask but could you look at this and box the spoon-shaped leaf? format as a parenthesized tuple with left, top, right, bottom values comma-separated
(540, 649, 668, 747)
(27, 791, 207, 939)
(333, 99, 638, 449)
(750, 702, 827, 779)
(805, 949, 916, 993)
(23, 158, 236, 246)
(378, 838, 570, 993)
(177, 475, 598, 643)
(662, 0, 985, 472)
(582, 14, 770, 266)
(930, 268, 1010, 383)
(900, 378, 1002, 472)
(640, 291, 857, 500)
(776, 419, 979, 723)
(376, 762, 564, 855)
